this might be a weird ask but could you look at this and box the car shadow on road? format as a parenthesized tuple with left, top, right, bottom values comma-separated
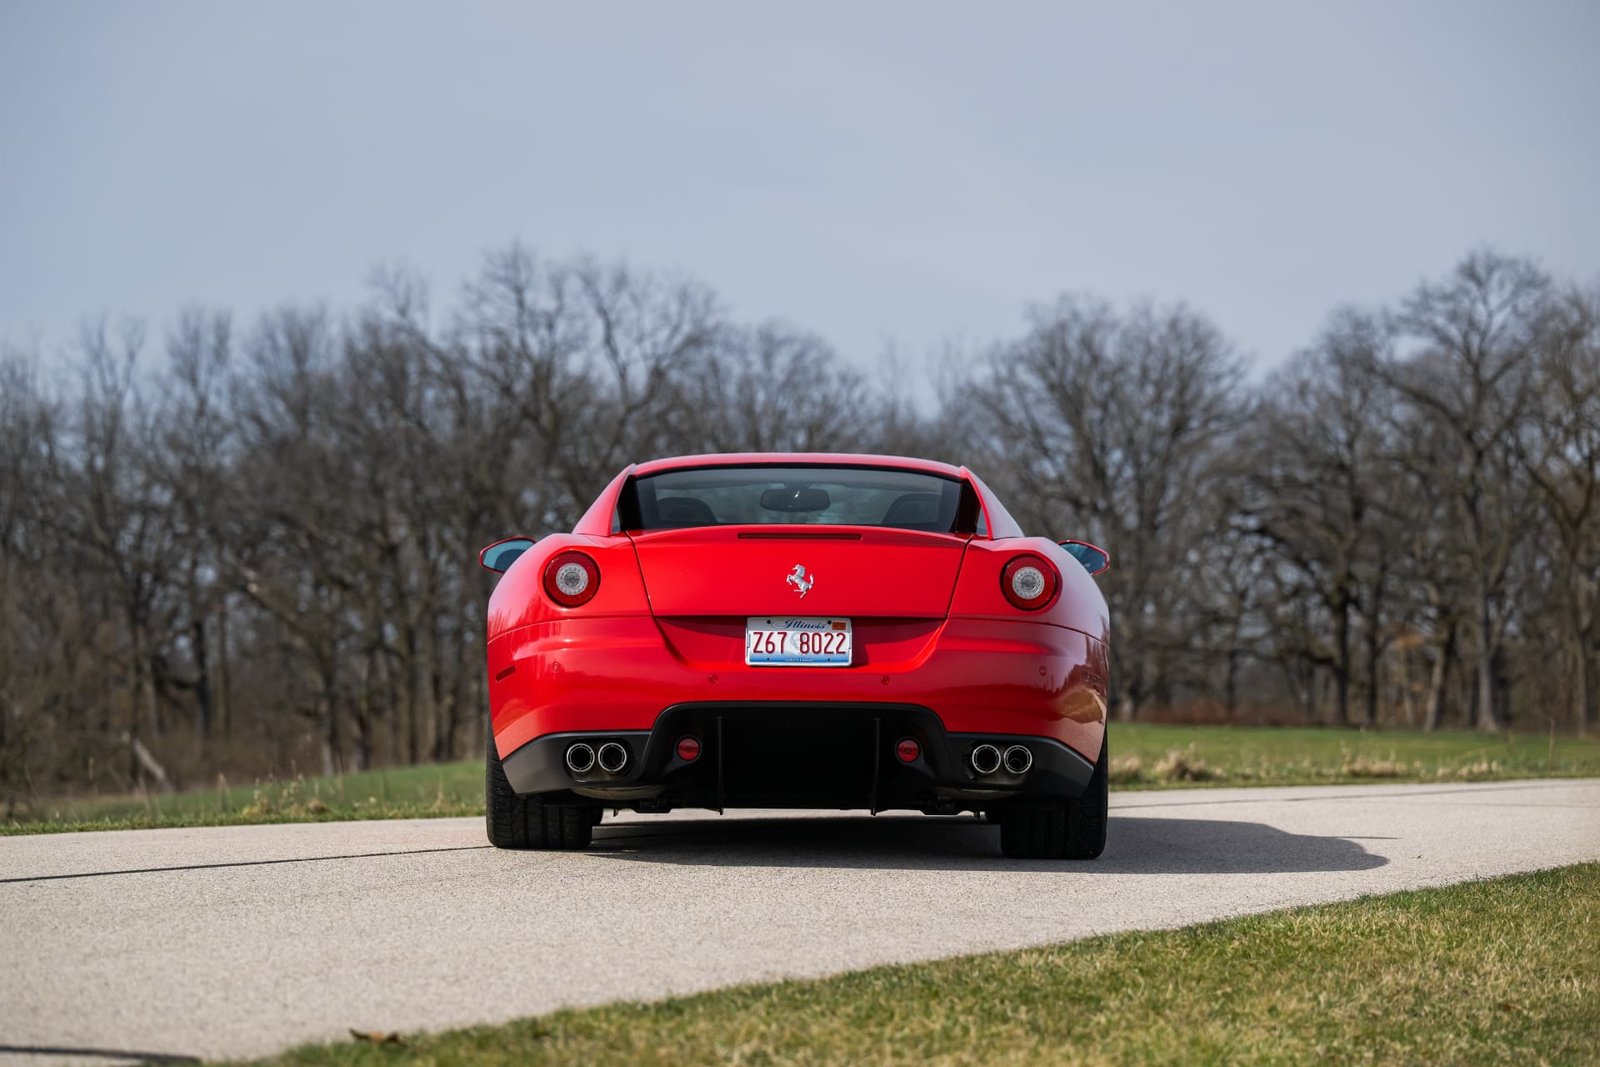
(588, 814, 1387, 874)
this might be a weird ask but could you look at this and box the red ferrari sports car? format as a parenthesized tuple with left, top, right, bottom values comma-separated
(479, 453, 1111, 859)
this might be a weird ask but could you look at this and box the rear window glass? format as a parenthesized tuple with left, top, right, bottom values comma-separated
(623, 466, 977, 533)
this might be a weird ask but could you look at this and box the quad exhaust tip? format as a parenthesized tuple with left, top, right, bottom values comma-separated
(1003, 744, 1033, 775)
(596, 741, 629, 774)
(971, 742, 1032, 777)
(565, 742, 596, 775)
(970, 743, 1002, 776)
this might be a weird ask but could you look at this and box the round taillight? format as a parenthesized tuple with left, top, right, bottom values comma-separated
(1000, 555, 1059, 611)
(543, 551, 600, 607)
(895, 738, 921, 764)
(676, 736, 702, 762)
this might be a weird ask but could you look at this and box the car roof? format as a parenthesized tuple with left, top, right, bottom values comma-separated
(631, 452, 967, 479)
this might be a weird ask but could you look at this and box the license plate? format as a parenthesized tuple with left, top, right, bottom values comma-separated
(745, 617, 853, 666)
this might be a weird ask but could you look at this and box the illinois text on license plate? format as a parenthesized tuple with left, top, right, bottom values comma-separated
(745, 617, 853, 666)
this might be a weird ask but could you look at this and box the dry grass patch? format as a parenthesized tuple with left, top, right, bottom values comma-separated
(1341, 754, 1412, 778)
(1113, 747, 1222, 783)
(1150, 747, 1219, 782)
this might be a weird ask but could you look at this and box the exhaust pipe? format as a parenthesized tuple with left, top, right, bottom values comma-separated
(970, 743, 1001, 776)
(1003, 744, 1033, 775)
(565, 742, 596, 775)
(597, 741, 629, 774)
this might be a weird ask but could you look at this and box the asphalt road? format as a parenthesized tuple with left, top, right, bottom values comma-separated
(3, 778, 1598, 1065)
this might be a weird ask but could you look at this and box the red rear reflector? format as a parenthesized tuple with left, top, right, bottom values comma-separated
(676, 736, 702, 762)
(543, 551, 601, 607)
(1000, 554, 1060, 611)
(896, 738, 920, 763)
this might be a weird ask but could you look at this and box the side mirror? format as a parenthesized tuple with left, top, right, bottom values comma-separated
(479, 537, 537, 573)
(1060, 539, 1111, 576)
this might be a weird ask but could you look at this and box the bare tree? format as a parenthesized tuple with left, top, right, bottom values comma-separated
(1378, 251, 1551, 731)
(1240, 310, 1399, 725)
(1520, 284, 1600, 733)
(673, 322, 872, 453)
(961, 296, 1246, 719)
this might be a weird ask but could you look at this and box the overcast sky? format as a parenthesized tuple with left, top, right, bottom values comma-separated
(2, 1, 1596, 385)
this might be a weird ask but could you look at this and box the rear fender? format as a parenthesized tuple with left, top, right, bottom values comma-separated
(947, 537, 1110, 643)
(486, 533, 651, 641)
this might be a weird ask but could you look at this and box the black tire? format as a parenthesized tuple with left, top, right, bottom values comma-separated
(999, 733, 1108, 860)
(485, 728, 595, 850)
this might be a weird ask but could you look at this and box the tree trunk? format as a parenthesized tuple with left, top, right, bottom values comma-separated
(1362, 629, 1380, 728)
(1332, 595, 1351, 726)
(1579, 638, 1595, 737)
(1399, 649, 1416, 728)
(126, 731, 174, 793)
(1360, 570, 1387, 727)
(404, 621, 422, 764)
(1115, 657, 1139, 721)
(353, 695, 373, 772)
(191, 617, 214, 739)
(1491, 646, 1512, 729)
(1474, 585, 1502, 732)
(428, 614, 452, 763)
(217, 602, 232, 741)
(1424, 624, 1455, 732)
(319, 660, 341, 777)
(1223, 649, 1240, 715)
(1570, 592, 1596, 737)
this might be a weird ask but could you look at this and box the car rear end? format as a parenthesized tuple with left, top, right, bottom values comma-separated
(486, 456, 1109, 819)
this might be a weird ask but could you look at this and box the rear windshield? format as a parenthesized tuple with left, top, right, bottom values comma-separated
(622, 465, 978, 533)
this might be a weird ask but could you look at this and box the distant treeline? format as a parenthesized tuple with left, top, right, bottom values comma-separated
(1, 246, 1595, 803)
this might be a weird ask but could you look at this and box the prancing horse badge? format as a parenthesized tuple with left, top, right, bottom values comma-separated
(786, 564, 814, 598)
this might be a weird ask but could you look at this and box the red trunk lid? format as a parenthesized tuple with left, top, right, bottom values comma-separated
(627, 526, 970, 618)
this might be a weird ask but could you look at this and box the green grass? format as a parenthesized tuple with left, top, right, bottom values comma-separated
(1, 761, 483, 834)
(243, 864, 1600, 1066)
(6, 722, 1598, 834)
(1107, 722, 1600, 788)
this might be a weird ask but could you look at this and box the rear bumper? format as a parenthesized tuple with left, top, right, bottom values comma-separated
(501, 701, 1098, 812)
(488, 615, 1108, 765)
